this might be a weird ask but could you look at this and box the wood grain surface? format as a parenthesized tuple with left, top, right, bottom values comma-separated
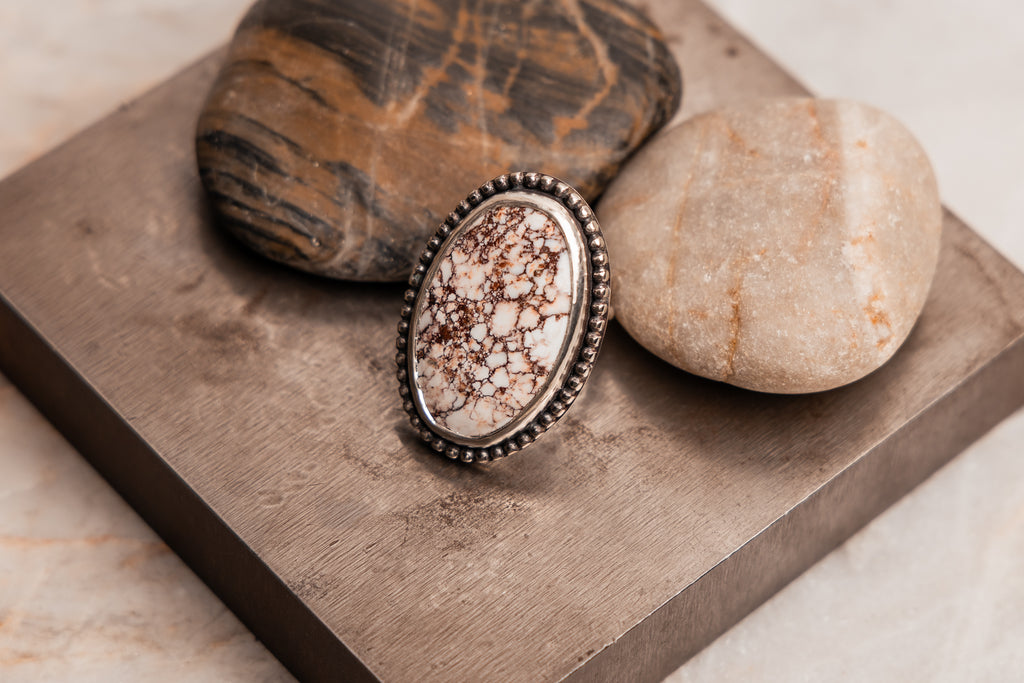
(196, 0, 681, 281)
(1, 1, 1023, 682)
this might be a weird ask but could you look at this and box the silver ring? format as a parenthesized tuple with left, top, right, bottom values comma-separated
(395, 172, 610, 462)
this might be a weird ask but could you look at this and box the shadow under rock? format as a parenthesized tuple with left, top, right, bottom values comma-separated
(598, 320, 891, 477)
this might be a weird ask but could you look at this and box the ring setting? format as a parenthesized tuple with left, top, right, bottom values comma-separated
(396, 172, 609, 462)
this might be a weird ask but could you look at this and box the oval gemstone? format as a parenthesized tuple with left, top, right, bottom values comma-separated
(411, 197, 581, 443)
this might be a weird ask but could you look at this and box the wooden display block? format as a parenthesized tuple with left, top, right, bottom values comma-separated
(2, 2, 1023, 681)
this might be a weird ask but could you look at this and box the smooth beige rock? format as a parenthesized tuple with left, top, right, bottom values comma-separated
(599, 97, 942, 393)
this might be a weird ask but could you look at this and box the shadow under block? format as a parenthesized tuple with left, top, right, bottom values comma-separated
(2, 1, 1023, 681)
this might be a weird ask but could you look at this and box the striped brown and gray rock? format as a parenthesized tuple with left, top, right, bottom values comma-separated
(196, 0, 681, 281)
(599, 98, 943, 394)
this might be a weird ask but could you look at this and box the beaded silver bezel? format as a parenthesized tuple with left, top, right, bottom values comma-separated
(394, 172, 610, 463)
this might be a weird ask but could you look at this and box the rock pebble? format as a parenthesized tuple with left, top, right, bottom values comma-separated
(197, 0, 681, 281)
(599, 98, 942, 393)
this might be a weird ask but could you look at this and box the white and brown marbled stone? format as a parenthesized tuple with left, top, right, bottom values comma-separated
(413, 204, 572, 438)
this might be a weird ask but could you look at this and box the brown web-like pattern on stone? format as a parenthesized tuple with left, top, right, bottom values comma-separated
(413, 205, 571, 438)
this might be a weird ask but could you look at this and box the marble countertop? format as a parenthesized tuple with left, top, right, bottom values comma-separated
(1, 1, 1022, 680)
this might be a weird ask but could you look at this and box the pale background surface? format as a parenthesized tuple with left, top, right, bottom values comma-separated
(0, 1, 1021, 681)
